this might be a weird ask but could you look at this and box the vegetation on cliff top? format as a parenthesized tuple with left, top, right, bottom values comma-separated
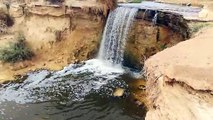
(0, 34, 34, 63)
(189, 22, 212, 35)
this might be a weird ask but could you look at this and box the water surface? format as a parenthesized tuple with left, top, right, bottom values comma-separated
(0, 59, 146, 120)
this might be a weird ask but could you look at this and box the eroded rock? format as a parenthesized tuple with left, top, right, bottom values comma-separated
(124, 19, 184, 70)
(144, 27, 213, 120)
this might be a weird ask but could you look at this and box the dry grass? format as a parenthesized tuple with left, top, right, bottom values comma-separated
(0, 34, 34, 63)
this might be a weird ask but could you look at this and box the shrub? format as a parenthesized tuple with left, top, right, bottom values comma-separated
(190, 23, 210, 34)
(0, 34, 34, 63)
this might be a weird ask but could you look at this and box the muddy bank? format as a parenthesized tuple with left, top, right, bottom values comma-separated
(144, 27, 213, 120)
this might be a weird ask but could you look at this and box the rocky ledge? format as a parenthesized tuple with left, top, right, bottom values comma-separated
(144, 27, 213, 120)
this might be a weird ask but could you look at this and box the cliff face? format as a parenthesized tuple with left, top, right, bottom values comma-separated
(0, 1, 106, 82)
(144, 27, 213, 120)
(124, 11, 186, 70)
(143, 1, 213, 119)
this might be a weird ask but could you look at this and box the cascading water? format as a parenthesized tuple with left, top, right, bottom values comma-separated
(152, 12, 158, 25)
(98, 7, 138, 65)
(0, 6, 144, 120)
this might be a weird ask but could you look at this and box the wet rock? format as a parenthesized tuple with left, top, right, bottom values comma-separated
(135, 100, 143, 106)
(59, 101, 66, 106)
(80, 61, 86, 65)
(138, 85, 146, 90)
(113, 88, 125, 97)
(74, 59, 80, 64)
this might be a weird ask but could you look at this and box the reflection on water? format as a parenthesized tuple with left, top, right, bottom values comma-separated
(0, 59, 146, 120)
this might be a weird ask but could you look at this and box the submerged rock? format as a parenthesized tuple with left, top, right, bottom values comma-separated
(128, 79, 147, 105)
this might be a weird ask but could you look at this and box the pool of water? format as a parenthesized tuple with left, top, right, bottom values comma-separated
(0, 59, 146, 120)
(0, 94, 146, 120)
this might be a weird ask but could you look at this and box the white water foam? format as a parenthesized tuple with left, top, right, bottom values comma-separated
(0, 59, 125, 104)
(152, 12, 158, 25)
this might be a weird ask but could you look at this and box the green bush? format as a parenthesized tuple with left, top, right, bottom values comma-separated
(0, 34, 34, 63)
(190, 23, 209, 34)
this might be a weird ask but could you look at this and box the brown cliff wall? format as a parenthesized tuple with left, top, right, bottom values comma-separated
(144, 27, 213, 120)
(0, 2, 106, 82)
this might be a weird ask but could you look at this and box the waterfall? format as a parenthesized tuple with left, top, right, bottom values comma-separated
(152, 12, 158, 25)
(0, 7, 139, 106)
(98, 7, 138, 65)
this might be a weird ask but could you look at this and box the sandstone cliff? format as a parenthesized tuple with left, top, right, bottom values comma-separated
(144, 1, 213, 119)
(0, 0, 110, 82)
(144, 27, 213, 120)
